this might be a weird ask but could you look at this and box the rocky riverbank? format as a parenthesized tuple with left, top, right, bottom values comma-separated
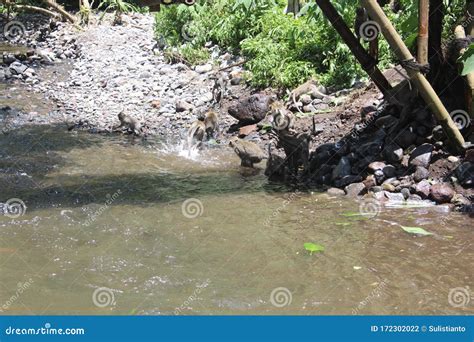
(1, 12, 472, 211)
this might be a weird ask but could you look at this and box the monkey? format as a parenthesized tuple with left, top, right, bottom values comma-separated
(229, 137, 267, 168)
(115, 111, 140, 135)
(288, 79, 326, 114)
(203, 110, 219, 139)
(354, 7, 369, 43)
(212, 72, 228, 106)
(187, 119, 206, 150)
(270, 101, 294, 131)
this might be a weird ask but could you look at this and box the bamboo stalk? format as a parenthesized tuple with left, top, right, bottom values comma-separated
(361, 0, 465, 152)
(417, 0, 429, 65)
(455, 25, 474, 120)
(314, 0, 392, 96)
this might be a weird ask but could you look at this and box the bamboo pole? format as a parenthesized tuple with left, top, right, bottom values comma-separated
(315, 0, 392, 96)
(417, 0, 429, 65)
(455, 25, 474, 120)
(12, 4, 61, 18)
(42, 0, 77, 23)
(361, 0, 465, 152)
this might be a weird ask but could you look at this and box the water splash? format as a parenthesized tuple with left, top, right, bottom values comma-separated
(159, 140, 201, 160)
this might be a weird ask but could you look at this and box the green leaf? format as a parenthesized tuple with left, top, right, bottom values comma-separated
(459, 44, 474, 76)
(401, 226, 433, 236)
(304, 242, 325, 255)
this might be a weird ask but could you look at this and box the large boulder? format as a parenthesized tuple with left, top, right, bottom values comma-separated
(228, 94, 274, 124)
(430, 183, 455, 204)
(409, 143, 433, 168)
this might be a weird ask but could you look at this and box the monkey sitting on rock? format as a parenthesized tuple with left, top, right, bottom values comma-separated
(229, 137, 267, 168)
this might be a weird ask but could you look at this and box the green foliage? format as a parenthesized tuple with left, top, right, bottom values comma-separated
(98, 0, 138, 14)
(459, 44, 474, 76)
(154, 0, 465, 90)
(304, 242, 325, 255)
(400, 226, 433, 236)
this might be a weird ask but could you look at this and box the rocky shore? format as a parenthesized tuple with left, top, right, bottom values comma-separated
(1, 13, 472, 211)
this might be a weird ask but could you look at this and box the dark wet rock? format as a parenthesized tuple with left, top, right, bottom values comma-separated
(455, 162, 473, 187)
(465, 149, 474, 163)
(430, 183, 454, 204)
(395, 128, 417, 148)
(327, 188, 345, 196)
(409, 143, 433, 168)
(432, 125, 445, 141)
(382, 165, 396, 178)
(228, 94, 274, 124)
(334, 175, 362, 188)
(374, 169, 385, 184)
(383, 143, 403, 164)
(332, 156, 351, 180)
(375, 115, 398, 129)
(345, 182, 366, 197)
(415, 180, 431, 199)
(413, 166, 429, 182)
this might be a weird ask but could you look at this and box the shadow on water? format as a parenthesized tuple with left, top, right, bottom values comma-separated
(0, 124, 292, 211)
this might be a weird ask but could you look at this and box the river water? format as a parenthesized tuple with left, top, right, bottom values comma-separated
(0, 126, 473, 315)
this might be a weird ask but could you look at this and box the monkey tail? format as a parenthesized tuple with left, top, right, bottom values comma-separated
(292, 92, 304, 115)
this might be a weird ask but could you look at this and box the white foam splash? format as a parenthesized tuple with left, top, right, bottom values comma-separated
(159, 140, 201, 161)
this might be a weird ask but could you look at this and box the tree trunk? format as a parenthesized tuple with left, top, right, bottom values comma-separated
(285, 0, 300, 16)
(417, 0, 429, 65)
(427, 0, 444, 88)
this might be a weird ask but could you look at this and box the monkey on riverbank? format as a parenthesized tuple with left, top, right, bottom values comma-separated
(187, 119, 206, 149)
(115, 111, 140, 135)
(203, 110, 219, 139)
(212, 72, 228, 106)
(229, 137, 267, 168)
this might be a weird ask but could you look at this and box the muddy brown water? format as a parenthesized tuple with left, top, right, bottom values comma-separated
(0, 126, 472, 315)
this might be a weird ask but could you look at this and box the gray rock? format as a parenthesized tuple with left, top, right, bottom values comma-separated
(415, 180, 431, 199)
(430, 183, 454, 204)
(409, 143, 433, 168)
(413, 166, 429, 182)
(455, 162, 473, 187)
(384, 191, 405, 202)
(175, 100, 194, 112)
(300, 94, 312, 105)
(334, 175, 362, 188)
(9, 61, 28, 75)
(374, 169, 385, 184)
(382, 165, 396, 178)
(368, 161, 386, 172)
(344, 182, 366, 197)
(195, 64, 213, 73)
(400, 188, 411, 200)
(327, 188, 345, 196)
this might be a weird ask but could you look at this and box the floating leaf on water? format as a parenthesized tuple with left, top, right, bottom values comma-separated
(304, 242, 325, 255)
(401, 226, 433, 236)
(353, 266, 362, 270)
(341, 211, 361, 217)
(335, 222, 351, 227)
